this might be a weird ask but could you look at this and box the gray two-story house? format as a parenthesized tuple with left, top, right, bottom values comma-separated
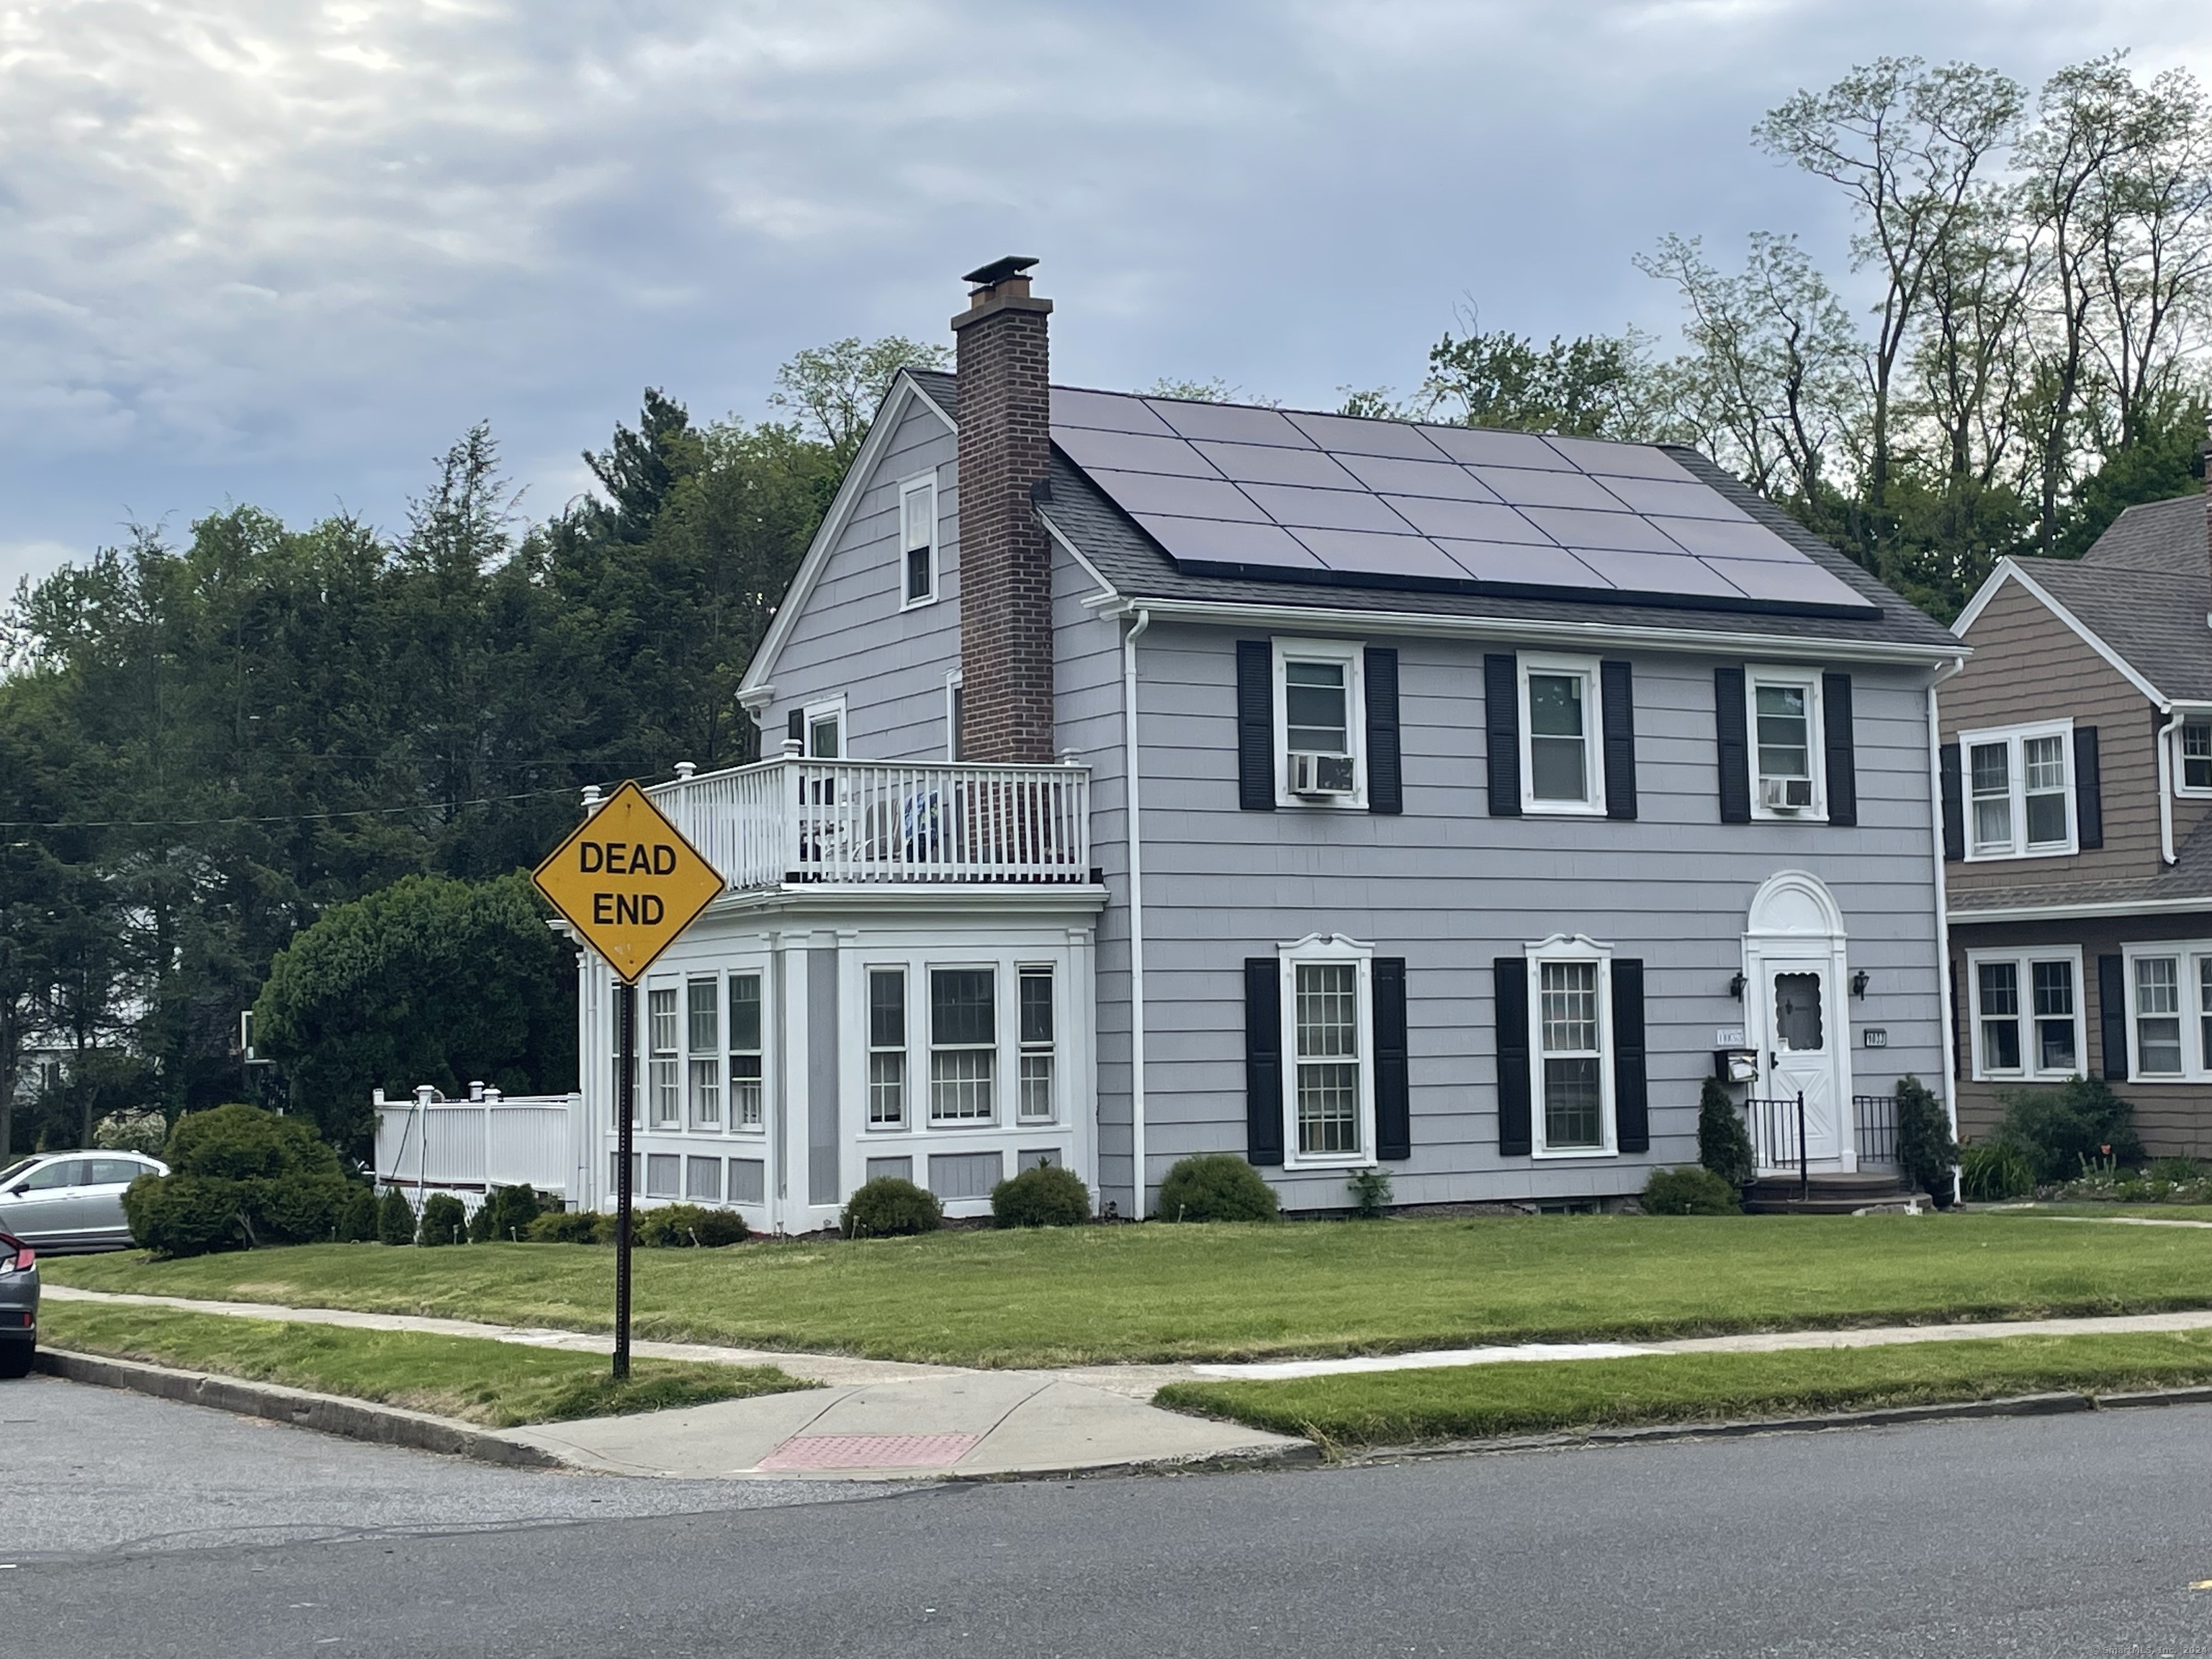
(1942, 479, 2212, 1156)
(562, 258, 1959, 1231)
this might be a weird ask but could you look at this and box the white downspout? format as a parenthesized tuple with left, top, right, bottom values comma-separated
(1929, 656, 1965, 1202)
(1122, 607, 1151, 1219)
(2158, 708, 2181, 866)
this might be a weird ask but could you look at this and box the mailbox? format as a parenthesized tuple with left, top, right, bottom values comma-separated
(1713, 1047, 1758, 1084)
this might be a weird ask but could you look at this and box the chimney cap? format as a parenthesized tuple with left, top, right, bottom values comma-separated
(963, 255, 1038, 289)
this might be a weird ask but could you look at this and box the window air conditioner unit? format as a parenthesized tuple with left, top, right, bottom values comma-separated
(1762, 775, 1814, 812)
(1290, 751, 1357, 797)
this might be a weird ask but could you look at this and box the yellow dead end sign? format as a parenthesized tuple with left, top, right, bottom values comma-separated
(532, 781, 725, 984)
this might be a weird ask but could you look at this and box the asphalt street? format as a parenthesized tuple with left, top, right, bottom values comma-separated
(12, 1375, 2212, 1658)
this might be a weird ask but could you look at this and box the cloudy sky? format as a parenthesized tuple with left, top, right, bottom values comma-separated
(2, 0, 2206, 594)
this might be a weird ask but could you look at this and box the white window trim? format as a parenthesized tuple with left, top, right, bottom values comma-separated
(863, 964, 909, 1133)
(1959, 717, 2076, 860)
(2120, 940, 2212, 1082)
(944, 669, 963, 763)
(726, 967, 767, 1136)
(802, 696, 847, 760)
(1964, 946, 2086, 1083)
(1517, 653, 1606, 817)
(1016, 962, 1059, 1126)
(1272, 637, 1367, 810)
(1277, 933, 1378, 1170)
(645, 978, 683, 1130)
(2171, 713, 2212, 799)
(898, 473, 940, 611)
(1745, 665, 1827, 823)
(925, 961, 1002, 1130)
(1524, 933, 1617, 1160)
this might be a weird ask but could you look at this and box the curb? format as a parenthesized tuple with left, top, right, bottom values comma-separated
(34, 1349, 564, 1470)
(1339, 1385, 2212, 1465)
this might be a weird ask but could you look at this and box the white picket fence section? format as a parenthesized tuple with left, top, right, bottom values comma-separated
(374, 1089, 587, 1210)
(645, 756, 1090, 889)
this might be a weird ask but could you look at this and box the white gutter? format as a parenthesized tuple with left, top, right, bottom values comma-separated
(1121, 606, 1151, 1219)
(2159, 708, 2182, 866)
(1929, 655, 1966, 1203)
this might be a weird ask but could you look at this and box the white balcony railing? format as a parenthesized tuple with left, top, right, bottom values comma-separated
(644, 755, 1091, 889)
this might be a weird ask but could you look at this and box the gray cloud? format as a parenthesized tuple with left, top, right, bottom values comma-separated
(0, 0, 2204, 595)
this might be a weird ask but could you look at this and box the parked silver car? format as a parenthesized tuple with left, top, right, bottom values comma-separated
(0, 1231, 35, 1378)
(0, 1152, 168, 1253)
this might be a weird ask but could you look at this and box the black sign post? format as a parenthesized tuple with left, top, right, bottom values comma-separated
(614, 980, 636, 1380)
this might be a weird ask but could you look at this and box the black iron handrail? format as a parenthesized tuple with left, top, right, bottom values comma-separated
(1853, 1094, 1900, 1169)
(1743, 1093, 1809, 1199)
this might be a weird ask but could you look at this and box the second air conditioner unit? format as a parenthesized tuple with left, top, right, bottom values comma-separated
(1762, 775, 1814, 812)
(1290, 751, 1357, 797)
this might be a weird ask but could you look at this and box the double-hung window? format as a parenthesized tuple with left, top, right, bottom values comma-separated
(1017, 968, 1056, 1123)
(647, 986, 680, 1128)
(868, 968, 907, 1129)
(2179, 719, 2212, 794)
(1967, 950, 2082, 1080)
(1746, 667, 1822, 818)
(1526, 939, 1614, 1156)
(727, 974, 763, 1130)
(1277, 937, 1375, 1166)
(804, 698, 844, 760)
(2118, 942, 2212, 1081)
(1272, 638, 1364, 806)
(2134, 955, 2185, 1076)
(687, 979, 721, 1129)
(1519, 656, 1602, 814)
(929, 968, 996, 1123)
(899, 476, 938, 608)
(1961, 721, 2074, 858)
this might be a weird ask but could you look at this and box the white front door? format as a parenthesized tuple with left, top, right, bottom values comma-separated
(1763, 958, 1843, 1164)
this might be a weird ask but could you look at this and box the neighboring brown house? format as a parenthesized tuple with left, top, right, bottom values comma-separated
(1942, 472, 2212, 1156)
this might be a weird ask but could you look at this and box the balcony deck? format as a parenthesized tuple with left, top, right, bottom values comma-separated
(639, 755, 1092, 891)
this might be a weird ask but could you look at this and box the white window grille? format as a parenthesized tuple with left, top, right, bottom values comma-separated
(727, 974, 763, 1130)
(869, 968, 907, 1129)
(687, 979, 720, 1129)
(1272, 638, 1364, 806)
(2136, 956, 2183, 1075)
(900, 477, 938, 606)
(1527, 670, 1591, 805)
(1018, 967, 1055, 1123)
(2184, 721, 2212, 792)
(930, 968, 996, 1123)
(1294, 961, 1362, 1156)
(648, 987, 680, 1128)
(1963, 722, 2074, 858)
(1538, 959, 1604, 1151)
(1967, 951, 2085, 1080)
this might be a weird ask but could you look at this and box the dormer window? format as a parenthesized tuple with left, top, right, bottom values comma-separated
(2180, 720, 2212, 793)
(899, 475, 938, 608)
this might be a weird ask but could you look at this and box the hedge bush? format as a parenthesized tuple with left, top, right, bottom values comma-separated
(842, 1177, 943, 1238)
(468, 1184, 544, 1244)
(636, 1204, 750, 1247)
(1895, 1074, 1957, 1206)
(419, 1192, 468, 1246)
(1696, 1075, 1756, 1188)
(336, 1187, 379, 1242)
(990, 1164, 1092, 1228)
(1993, 1075, 2144, 1182)
(1157, 1154, 1280, 1223)
(1641, 1165, 1742, 1215)
(121, 1102, 352, 1256)
(377, 1187, 418, 1245)
(524, 1209, 610, 1244)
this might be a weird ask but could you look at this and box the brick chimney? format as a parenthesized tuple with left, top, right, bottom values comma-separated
(952, 256, 1056, 764)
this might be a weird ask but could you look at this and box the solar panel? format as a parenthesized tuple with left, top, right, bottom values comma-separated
(1518, 505, 1683, 554)
(1332, 454, 1499, 500)
(1543, 435, 1697, 482)
(1294, 528, 1471, 580)
(1284, 410, 1448, 460)
(1086, 469, 1266, 521)
(1050, 387, 1176, 436)
(1146, 400, 1313, 447)
(1238, 482, 1415, 534)
(1381, 495, 1555, 544)
(1569, 547, 1746, 599)
(1598, 475, 1750, 522)
(1055, 426, 1224, 479)
(1703, 557, 1869, 608)
(1131, 516, 1324, 572)
(1193, 441, 1364, 490)
(1467, 466, 1626, 513)
(1435, 539, 1614, 589)
(1417, 425, 1576, 470)
(1646, 516, 1803, 562)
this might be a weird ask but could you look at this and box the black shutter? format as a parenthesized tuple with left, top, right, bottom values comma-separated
(1714, 665, 1750, 823)
(1244, 958, 1284, 1166)
(1601, 659, 1637, 821)
(1485, 653, 1521, 817)
(786, 709, 803, 742)
(2098, 954, 2128, 1082)
(1495, 957, 1532, 1156)
(1364, 647, 1402, 815)
(2074, 725, 2103, 850)
(1611, 958, 1649, 1154)
(1822, 672, 1857, 827)
(1236, 640, 1274, 812)
(1374, 958, 1410, 1161)
(1940, 743, 1964, 861)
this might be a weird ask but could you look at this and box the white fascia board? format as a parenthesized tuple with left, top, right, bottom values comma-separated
(1949, 894, 2212, 925)
(1955, 558, 2168, 708)
(737, 370, 953, 699)
(1094, 594, 1965, 667)
(1036, 508, 1120, 602)
(710, 884, 1110, 922)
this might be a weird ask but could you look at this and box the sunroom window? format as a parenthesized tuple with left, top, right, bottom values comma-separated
(727, 974, 763, 1130)
(648, 986, 680, 1128)
(869, 968, 907, 1129)
(687, 979, 721, 1129)
(929, 968, 997, 1123)
(1017, 968, 1055, 1123)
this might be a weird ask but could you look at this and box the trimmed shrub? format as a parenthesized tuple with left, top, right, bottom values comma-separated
(1894, 1074, 1957, 1207)
(990, 1164, 1092, 1228)
(377, 1187, 418, 1245)
(1157, 1154, 1280, 1223)
(1345, 1168, 1394, 1219)
(637, 1204, 750, 1248)
(123, 1102, 350, 1256)
(1993, 1076, 2144, 1183)
(1696, 1075, 1756, 1187)
(122, 1174, 248, 1257)
(336, 1186, 379, 1243)
(469, 1183, 545, 1244)
(525, 1209, 610, 1244)
(419, 1192, 468, 1246)
(842, 1177, 943, 1238)
(1961, 1142, 2036, 1202)
(1642, 1166, 1742, 1215)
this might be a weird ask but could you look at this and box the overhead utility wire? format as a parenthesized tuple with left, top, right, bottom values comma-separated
(0, 785, 593, 832)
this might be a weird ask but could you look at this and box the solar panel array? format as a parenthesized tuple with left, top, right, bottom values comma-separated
(1048, 387, 1874, 617)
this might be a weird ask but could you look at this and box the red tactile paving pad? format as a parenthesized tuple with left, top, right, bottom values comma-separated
(758, 1432, 982, 1470)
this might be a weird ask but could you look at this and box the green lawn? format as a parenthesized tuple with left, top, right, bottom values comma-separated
(1156, 1330, 2212, 1447)
(40, 1300, 813, 1428)
(42, 1210, 2212, 1367)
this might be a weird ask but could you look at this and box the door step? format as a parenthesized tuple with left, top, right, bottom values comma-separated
(1743, 1172, 1930, 1215)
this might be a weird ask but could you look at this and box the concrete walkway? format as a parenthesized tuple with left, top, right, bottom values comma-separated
(48, 1284, 2212, 1478)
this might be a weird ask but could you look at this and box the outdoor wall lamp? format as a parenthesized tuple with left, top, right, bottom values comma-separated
(1728, 972, 1745, 1000)
(1851, 970, 1870, 999)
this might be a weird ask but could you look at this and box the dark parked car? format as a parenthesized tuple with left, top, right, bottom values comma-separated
(0, 1152, 168, 1253)
(0, 1230, 35, 1378)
